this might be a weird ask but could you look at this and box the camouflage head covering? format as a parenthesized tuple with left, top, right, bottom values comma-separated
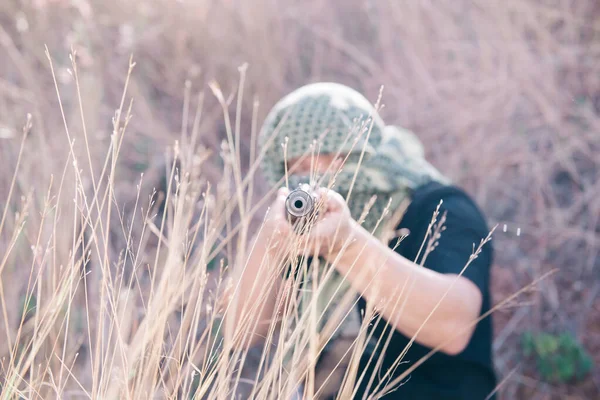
(259, 82, 449, 232)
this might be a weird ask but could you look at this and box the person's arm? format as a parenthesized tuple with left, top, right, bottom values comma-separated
(227, 188, 292, 349)
(304, 188, 491, 356)
(228, 230, 286, 349)
(326, 220, 483, 355)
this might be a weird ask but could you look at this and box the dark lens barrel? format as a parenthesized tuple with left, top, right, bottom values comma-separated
(285, 188, 315, 218)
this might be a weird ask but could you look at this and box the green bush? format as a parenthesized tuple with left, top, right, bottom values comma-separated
(521, 331, 593, 383)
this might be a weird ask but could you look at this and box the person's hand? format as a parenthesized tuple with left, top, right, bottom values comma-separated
(297, 188, 355, 259)
(258, 187, 355, 259)
(258, 187, 294, 250)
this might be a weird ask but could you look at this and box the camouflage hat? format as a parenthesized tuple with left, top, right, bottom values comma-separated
(259, 82, 384, 188)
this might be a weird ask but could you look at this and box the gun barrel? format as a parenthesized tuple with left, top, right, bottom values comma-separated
(285, 186, 317, 220)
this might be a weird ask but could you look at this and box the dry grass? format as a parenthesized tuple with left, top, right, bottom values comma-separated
(0, 0, 599, 399)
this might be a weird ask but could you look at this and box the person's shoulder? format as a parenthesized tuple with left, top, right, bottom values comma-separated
(402, 181, 491, 235)
(395, 181, 495, 272)
(411, 181, 477, 208)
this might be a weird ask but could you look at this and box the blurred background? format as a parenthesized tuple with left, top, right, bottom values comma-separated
(0, 0, 599, 398)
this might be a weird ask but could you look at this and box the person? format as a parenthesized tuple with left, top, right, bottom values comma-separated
(229, 82, 497, 399)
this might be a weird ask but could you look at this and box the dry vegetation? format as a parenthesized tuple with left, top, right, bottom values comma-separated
(0, 0, 599, 399)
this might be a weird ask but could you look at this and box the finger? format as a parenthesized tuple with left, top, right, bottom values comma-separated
(310, 215, 339, 239)
(316, 188, 345, 212)
(273, 187, 290, 206)
(273, 193, 289, 218)
(264, 188, 291, 225)
(277, 186, 290, 197)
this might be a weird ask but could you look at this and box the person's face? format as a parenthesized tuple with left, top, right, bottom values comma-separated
(288, 153, 344, 176)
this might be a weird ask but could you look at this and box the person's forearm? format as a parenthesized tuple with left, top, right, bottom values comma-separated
(229, 230, 286, 349)
(326, 221, 482, 355)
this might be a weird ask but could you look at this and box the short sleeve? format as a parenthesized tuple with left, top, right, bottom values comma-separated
(394, 185, 494, 303)
(355, 184, 497, 397)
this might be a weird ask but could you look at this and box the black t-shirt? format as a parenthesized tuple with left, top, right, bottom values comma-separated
(353, 182, 497, 400)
